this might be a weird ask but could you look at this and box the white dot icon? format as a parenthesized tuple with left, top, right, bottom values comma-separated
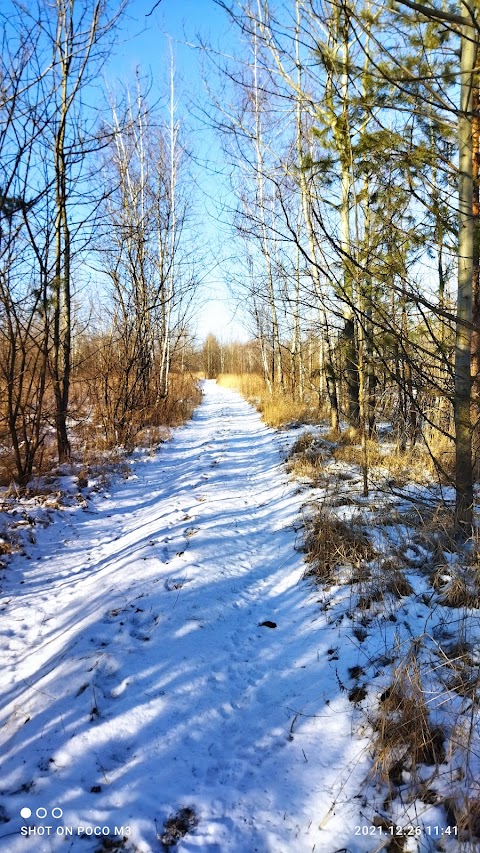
(20, 808, 31, 819)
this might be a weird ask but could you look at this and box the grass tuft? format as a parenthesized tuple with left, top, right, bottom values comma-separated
(287, 431, 326, 481)
(431, 567, 480, 608)
(372, 644, 445, 787)
(303, 508, 376, 582)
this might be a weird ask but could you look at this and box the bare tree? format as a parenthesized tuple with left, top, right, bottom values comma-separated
(96, 76, 196, 445)
(0, 5, 55, 485)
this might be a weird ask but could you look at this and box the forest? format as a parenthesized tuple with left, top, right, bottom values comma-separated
(1, 0, 479, 532)
(0, 0, 479, 525)
(1, 0, 480, 851)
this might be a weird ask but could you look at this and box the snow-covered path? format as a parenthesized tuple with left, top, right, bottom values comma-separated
(0, 382, 370, 853)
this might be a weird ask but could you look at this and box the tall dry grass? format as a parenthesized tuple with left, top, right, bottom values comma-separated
(371, 641, 446, 787)
(218, 373, 265, 401)
(218, 373, 322, 428)
(329, 429, 457, 487)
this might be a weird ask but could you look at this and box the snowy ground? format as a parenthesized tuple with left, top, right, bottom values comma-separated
(0, 381, 378, 853)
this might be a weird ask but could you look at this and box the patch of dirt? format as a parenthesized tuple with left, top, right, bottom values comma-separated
(160, 806, 198, 849)
(348, 685, 367, 703)
(94, 837, 128, 852)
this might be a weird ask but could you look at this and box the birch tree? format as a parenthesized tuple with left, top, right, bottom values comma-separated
(97, 78, 194, 445)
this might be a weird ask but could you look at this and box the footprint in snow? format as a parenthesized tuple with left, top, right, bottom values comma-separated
(165, 577, 189, 591)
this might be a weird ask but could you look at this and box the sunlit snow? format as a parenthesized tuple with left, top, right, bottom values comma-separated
(0, 382, 375, 852)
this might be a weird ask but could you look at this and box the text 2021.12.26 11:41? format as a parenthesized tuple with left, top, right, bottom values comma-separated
(354, 825, 458, 838)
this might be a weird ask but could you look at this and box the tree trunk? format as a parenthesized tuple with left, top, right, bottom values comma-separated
(454, 23, 477, 535)
(252, 24, 284, 393)
(470, 56, 480, 463)
(53, 63, 71, 463)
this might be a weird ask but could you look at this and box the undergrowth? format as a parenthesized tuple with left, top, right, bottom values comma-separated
(217, 374, 323, 428)
(0, 373, 201, 490)
(0, 377, 202, 571)
(303, 508, 376, 583)
(286, 432, 327, 481)
(289, 427, 480, 848)
(333, 438, 443, 487)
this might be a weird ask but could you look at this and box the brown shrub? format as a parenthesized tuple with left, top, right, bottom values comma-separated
(217, 373, 265, 401)
(356, 563, 413, 610)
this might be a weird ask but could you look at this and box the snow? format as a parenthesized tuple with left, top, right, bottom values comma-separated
(2, 380, 471, 853)
(0, 381, 379, 852)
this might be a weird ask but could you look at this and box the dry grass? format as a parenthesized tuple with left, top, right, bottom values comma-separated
(287, 431, 326, 481)
(217, 373, 265, 401)
(0, 534, 18, 555)
(383, 567, 414, 598)
(303, 508, 376, 582)
(444, 667, 480, 699)
(380, 502, 456, 569)
(259, 395, 314, 428)
(290, 432, 317, 454)
(310, 415, 462, 491)
(288, 455, 325, 481)
(288, 417, 480, 838)
(218, 374, 322, 428)
(333, 440, 436, 486)
(423, 426, 455, 482)
(325, 424, 458, 488)
(325, 426, 358, 444)
(372, 646, 445, 787)
(441, 722, 480, 841)
(452, 797, 480, 841)
(356, 560, 413, 610)
(431, 566, 480, 609)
